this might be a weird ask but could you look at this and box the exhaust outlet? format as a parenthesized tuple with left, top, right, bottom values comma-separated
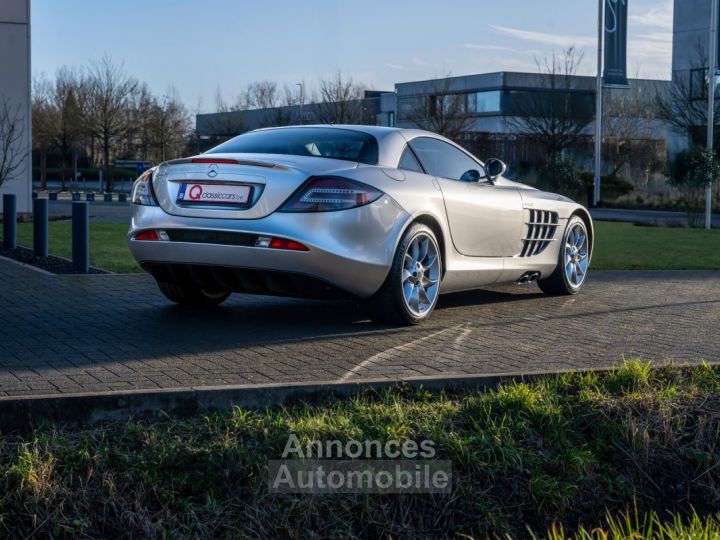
(516, 271, 540, 285)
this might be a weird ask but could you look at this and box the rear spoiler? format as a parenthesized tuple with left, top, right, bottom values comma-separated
(164, 157, 284, 170)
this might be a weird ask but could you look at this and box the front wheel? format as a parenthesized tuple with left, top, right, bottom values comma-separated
(538, 215, 591, 295)
(157, 281, 230, 307)
(364, 223, 442, 325)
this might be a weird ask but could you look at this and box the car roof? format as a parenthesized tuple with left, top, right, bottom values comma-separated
(251, 124, 435, 138)
(246, 124, 459, 167)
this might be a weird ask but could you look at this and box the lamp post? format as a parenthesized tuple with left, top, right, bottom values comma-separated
(593, 0, 604, 207)
(707, 0, 718, 230)
(296, 82, 304, 124)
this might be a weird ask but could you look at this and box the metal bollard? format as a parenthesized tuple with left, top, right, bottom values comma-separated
(3, 194, 16, 250)
(72, 201, 89, 273)
(33, 198, 48, 258)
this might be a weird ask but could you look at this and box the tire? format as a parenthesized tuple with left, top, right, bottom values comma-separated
(157, 281, 230, 307)
(538, 215, 590, 295)
(364, 223, 442, 325)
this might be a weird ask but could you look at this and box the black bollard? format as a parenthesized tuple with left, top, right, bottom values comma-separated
(3, 194, 16, 250)
(33, 198, 48, 258)
(72, 202, 89, 273)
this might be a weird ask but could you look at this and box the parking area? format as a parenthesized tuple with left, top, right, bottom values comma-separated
(0, 257, 718, 398)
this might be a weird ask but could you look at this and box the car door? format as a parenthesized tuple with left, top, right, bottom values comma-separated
(408, 136, 524, 257)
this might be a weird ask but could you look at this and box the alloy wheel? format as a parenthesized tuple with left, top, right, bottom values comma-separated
(564, 222, 589, 288)
(401, 233, 441, 316)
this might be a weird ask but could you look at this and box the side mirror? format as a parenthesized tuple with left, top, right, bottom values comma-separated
(484, 158, 507, 183)
(459, 169, 481, 182)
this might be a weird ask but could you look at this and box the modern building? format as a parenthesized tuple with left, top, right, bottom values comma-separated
(0, 0, 32, 214)
(194, 0, 714, 180)
(671, 0, 720, 146)
(196, 71, 678, 180)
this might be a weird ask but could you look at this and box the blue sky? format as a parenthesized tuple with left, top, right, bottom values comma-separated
(31, 0, 673, 112)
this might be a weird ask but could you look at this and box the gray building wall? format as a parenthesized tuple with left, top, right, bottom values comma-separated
(0, 0, 32, 213)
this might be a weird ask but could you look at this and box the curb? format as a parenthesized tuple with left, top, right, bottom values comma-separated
(0, 367, 606, 432)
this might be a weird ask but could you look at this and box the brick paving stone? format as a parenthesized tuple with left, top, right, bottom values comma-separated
(0, 258, 718, 398)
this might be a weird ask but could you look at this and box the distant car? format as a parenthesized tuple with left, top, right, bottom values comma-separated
(128, 125, 593, 325)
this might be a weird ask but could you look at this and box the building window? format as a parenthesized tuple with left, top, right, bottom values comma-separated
(690, 68, 708, 101)
(432, 94, 468, 115)
(388, 111, 395, 127)
(469, 90, 502, 113)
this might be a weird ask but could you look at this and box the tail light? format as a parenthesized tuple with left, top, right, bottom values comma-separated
(131, 169, 158, 206)
(279, 177, 383, 212)
(133, 229, 169, 241)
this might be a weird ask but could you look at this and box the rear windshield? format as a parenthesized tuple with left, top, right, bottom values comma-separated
(207, 127, 379, 165)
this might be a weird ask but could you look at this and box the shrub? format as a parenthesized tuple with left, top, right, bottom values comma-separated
(669, 147, 720, 227)
(539, 156, 585, 201)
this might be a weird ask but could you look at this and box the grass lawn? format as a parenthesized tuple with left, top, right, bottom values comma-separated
(2, 221, 140, 273)
(1, 361, 719, 537)
(1, 220, 719, 273)
(591, 221, 720, 270)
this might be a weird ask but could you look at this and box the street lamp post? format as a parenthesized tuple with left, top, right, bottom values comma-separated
(296, 82, 304, 124)
(593, 0, 604, 207)
(707, 0, 718, 230)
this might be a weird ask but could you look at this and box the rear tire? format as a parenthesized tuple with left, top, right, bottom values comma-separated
(364, 223, 442, 325)
(157, 281, 230, 307)
(538, 215, 590, 295)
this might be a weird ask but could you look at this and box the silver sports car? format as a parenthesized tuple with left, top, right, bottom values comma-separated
(128, 125, 593, 325)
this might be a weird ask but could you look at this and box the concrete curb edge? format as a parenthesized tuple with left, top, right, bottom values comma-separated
(0, 366, 610, 432)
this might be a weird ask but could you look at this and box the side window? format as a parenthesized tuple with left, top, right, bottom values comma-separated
(398, 146, 424, 173)
(409, 137, 483, 182)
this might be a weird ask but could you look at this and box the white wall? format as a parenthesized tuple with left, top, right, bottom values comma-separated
(0, 0, 31, 213)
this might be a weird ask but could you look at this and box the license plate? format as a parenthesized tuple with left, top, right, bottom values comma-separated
(176, 183, 252, 206)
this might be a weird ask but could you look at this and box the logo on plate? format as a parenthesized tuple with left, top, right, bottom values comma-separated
(188, 184, 203, 200)
(207, 164, 219, 178)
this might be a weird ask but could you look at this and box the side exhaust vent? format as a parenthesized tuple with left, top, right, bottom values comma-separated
(520, 210, 559, 257)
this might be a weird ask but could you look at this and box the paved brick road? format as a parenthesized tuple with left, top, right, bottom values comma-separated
(0, 257, 718, 398)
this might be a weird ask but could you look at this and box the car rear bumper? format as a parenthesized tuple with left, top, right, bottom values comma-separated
(127, 196, 409, 298)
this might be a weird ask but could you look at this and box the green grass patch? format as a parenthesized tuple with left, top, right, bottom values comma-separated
(1, 221, 140, 273)
(592, 221, 720, 270)
(1, 361, 720, 537)
(1, 220, 718, 273)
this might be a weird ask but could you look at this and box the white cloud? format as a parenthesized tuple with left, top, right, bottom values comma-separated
(629, 0, 673, 30)
(384, 63, 406, 71)
(465, 43, 514, 51)
(464, 43, 541, 55)
(487, 22, 672, 80)
(489, 25, 596, 48)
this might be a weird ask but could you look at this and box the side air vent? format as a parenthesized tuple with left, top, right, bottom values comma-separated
(520, 210, 559, 257)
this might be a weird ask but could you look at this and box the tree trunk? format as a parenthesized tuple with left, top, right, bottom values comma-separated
(40, 145, 47, 192)
(104, 140, 112, 192)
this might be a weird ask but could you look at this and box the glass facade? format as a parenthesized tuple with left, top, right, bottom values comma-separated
(690, 68, 708, 101)
(467, 91, 502, 113)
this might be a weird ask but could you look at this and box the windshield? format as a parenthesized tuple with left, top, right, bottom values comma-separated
(207, 127, 379, 165)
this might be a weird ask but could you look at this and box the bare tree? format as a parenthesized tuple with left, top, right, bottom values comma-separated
(150, 88, 191, 161)
(49, 67, 84, 189)
(404, 74, 472, 142)
(657, 41, 720, 141)
(603, 85, 663, 185)
(32, 75, 55, 190)
(237, 80, 280, 110)
(508, 47, 591, 157)
(316, 71, 366, 124)
(80, 55, 138, 191)
(0, 97, 28, 190)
